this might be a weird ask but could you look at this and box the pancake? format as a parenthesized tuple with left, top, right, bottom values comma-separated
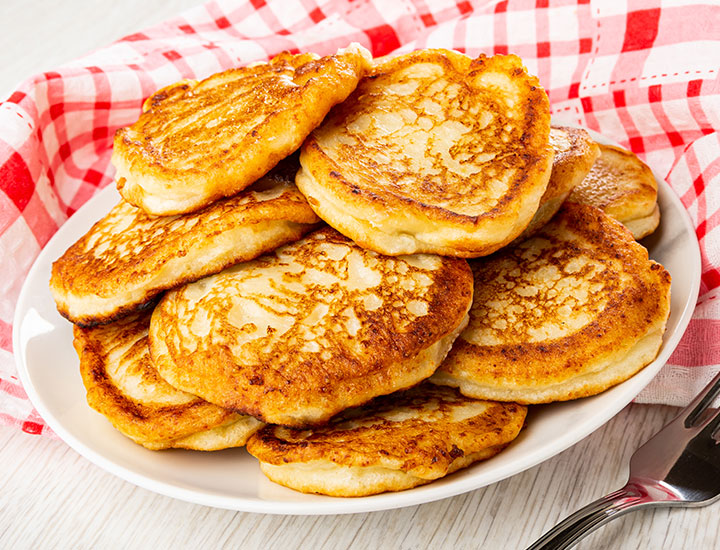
(516, 126, 599, 240)
(74, 311, 263, 450)
(296, 50, 553, 258)
(246, 383, 526, 496)
(50, 158, 320, 327)
(431, 202, 671, 403)
(112, 44, 372, 215)
(568, 143, 659, 239)
(624, 204, 660, 240)
(149, 227, 474, 427)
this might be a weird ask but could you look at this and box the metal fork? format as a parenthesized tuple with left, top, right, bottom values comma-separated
(526, 370, 720, 550)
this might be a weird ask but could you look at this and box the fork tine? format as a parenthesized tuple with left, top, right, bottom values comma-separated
(683, 370, 720, 428)
(702, 410, 720, 445)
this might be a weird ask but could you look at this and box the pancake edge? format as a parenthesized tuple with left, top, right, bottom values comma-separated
(430, 322, 666, 403)
(74, 323, 263, 450)
(255, 445, 507, 497)
(51, 218, 318, 327)
(623, 203, 660, 240)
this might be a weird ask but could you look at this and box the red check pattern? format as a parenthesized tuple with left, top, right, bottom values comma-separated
(2, 0, 719, 433)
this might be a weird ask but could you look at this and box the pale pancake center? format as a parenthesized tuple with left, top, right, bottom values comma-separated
(314, 61, 529, 215)
(464, 234, 620, 346)
(170, 233, 443, 364)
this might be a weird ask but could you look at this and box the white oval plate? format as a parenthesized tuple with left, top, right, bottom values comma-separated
(14, 131, 700, 515)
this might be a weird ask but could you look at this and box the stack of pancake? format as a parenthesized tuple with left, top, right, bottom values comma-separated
(50, 45, 671, 497)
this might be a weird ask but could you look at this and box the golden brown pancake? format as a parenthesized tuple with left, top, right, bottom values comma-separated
(296, 50, 553, 258)
(149, 228, 473, 427)
(568, 143, 659, 239)
(431, 202, 671, 403)
(74, 311, 263, 450)
(50, 158, 320, 327)
(246, 383, 526, 496)
(113, 44, 372, 215)
(516, 126, 599, 240)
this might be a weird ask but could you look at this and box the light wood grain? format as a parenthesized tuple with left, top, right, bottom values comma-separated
(0, 0, 201, 99)
(2, 2, 719, 549)
(2, 404, 719, 549)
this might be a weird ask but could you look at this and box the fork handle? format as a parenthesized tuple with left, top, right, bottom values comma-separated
(525, 482, 655, 550)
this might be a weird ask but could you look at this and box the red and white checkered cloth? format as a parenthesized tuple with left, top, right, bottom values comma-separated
(2, 0, 719, 436)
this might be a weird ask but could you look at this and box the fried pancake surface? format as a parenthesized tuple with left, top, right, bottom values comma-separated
(246, 383, 526, 496)
(431, 202, 671, 403)
(516, 126, 600, 240)
(50, 159, 320, 327)
(568, 143, 659, 239)
(297, 50, 553, 257)
(113, 44, 372, 215)
(75, 311, 263, 450)
(149, 228, 474, 427)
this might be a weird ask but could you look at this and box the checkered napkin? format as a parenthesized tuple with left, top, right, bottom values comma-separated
(2, 0, 719, 436)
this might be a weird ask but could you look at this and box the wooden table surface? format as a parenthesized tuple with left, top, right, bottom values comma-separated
(3, 405, 719, 549)
(2, 2, 718, 549)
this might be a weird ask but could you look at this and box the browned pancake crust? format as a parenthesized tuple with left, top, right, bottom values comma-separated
(435, 202, 671, 402)
(544, 126, 600, 203)
(50, 158, 320, 327)
(298, 50, 552, 257)
(568, 143, 658, 236)
(74, 311, 252, 449)
(247, 383, 526, 487)
(149, 228, 474, 427)
(113, 46, 372, 215)
(517, 126, 600, 239)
